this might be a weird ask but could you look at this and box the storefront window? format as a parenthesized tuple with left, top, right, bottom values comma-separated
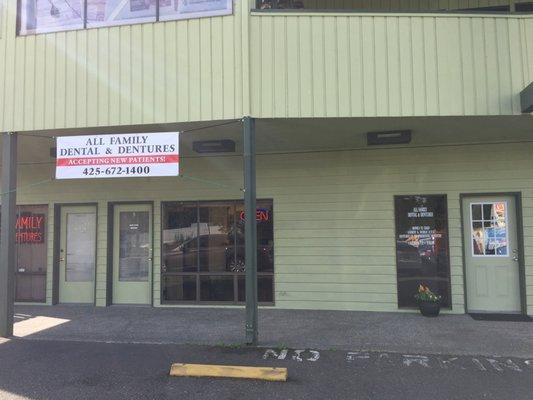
(394, 195, 451, 308)
(14, 205, 48, 302)
(162, 203, 198, 273)
(198, 203, 234, 272)
(161, 200, 274, 304)
(162, 275, 196, 301)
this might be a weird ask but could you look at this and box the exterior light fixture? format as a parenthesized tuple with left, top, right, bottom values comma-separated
(367, 130, 412, 146)
(193, 139, 236, 153)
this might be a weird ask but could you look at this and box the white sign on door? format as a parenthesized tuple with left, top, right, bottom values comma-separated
(56, 132, 179, 179)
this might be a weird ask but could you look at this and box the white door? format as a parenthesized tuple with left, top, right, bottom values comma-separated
(59, 206, 97, 304)
(462, 196, 521, 313)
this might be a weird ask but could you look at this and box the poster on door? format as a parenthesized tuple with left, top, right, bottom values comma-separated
(56, 132, 179, 179)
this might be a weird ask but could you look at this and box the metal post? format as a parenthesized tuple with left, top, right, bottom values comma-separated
(0, 132, 17, 338)
(243, 117, 258, 345)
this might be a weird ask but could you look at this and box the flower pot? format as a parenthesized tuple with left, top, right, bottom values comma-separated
(418, 301, 440, 317)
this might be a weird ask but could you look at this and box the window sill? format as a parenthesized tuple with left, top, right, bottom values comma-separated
(159, 302, 275, 307)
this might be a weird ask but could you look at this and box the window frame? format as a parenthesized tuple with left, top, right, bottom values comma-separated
(160, 199, 275, 306)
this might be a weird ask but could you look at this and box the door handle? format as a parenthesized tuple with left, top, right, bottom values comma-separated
(512, 256, 519, 262)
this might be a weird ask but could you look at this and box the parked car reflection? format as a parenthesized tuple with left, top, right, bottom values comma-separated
(163, 233, 273, 273)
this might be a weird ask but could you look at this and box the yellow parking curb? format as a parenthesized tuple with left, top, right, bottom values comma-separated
(169, 363, 288, 381)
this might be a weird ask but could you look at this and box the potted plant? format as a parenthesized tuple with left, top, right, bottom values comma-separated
(414, 284, 441, 317)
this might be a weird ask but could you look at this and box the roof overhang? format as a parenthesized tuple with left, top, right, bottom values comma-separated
(521, 82, 533, 113)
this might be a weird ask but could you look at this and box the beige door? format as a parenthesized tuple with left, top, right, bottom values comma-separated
(59, 205, 97, 304)
(112, 204, 152, 304)
(462, 196, 521, 313)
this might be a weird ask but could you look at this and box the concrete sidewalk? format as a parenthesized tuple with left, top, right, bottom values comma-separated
(12, 305, 533, 358)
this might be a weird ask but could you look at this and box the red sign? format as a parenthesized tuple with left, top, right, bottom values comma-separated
(16, 213, 45, 244)
(239, 208, 270, 222)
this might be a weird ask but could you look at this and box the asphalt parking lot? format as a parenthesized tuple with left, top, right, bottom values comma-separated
(3, 305, 532, 399)
(0, 339, 532, 400)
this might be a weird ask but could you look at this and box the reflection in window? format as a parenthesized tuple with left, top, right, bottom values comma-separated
(19, 0, 84, 35)
(199, 204, 234, 272)
(162, 204, 198, 273)
(161, 200, 274, 304)
(471, 202, 508, 256)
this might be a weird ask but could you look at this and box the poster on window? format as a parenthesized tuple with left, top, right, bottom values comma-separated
(56, 132, 179, 179)
(394, 195, 451, 308)
(470, 202, 508, 256)
(86, 0, 156, 28)
(18, 0, 84, 35)
(159, 0, 232, 22)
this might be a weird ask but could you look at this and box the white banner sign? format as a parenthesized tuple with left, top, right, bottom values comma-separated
(56, 132, 179, 179)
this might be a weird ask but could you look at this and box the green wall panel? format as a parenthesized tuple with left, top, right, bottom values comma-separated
(250, 13, 533, 118)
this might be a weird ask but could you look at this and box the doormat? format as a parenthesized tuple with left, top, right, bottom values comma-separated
(470, 313, 533, 322)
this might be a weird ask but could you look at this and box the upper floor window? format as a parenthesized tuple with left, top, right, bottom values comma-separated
(255, 0, 533, 13)
(18, 0, 232, 36)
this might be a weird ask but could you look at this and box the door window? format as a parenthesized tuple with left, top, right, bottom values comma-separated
(119, 211, 150, 281)
(65, 213, 96, 282)
(470, 202, 508, 256)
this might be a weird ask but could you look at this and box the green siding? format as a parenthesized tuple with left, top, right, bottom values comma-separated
(96, 201, 108, 306)
(250, 14, 533, 118)
(1, 6, 532, 129)
(0, 0, 250, 132)
(11, 139, 533, 315)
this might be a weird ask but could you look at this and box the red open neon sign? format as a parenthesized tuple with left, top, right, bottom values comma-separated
(239, 208, 270, 223)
